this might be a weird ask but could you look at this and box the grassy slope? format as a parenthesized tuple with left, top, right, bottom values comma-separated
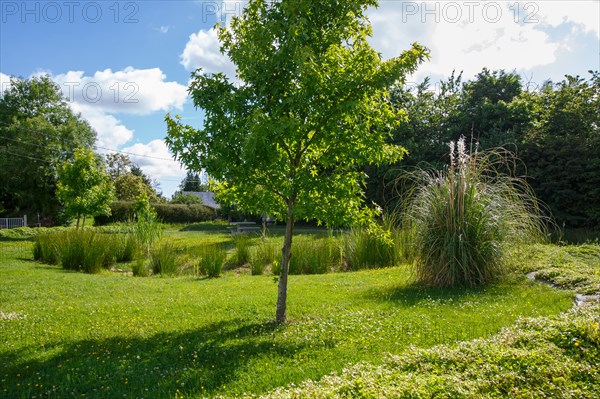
(0, 236, 581, 398)
(251, 244, 600, 398)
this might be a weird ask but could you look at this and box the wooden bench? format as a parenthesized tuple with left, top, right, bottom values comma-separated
(228, 222, 260, 234)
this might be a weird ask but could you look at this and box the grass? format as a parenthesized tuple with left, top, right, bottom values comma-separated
(401, 138, 547, 287)
(256, 303, 600, 398)
(0, 231, 578, 398)
(512, 244, 600, 295)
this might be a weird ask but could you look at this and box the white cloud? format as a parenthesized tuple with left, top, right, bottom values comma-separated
(180, 27, 237, 78)
(0, 72, 12, 93)
(47, 67, 187, 149)
(53, 67, 188, 115)
(158, 25, 170, 34)
(536, 1, 600, 38)
(121, 139, 185, 179)
(367, 1, 596, 81)
(71, 104, 134, 148)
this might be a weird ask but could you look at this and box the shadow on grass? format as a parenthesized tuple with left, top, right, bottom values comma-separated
(2, 319, 302, 398)
(366, 281, 495, 306)
(180, 222, 230, 232)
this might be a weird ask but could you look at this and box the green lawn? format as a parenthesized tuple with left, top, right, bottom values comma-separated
(0, 233, 577, 398)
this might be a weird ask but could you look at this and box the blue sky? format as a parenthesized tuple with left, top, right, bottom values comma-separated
(1, 1, 599, 197)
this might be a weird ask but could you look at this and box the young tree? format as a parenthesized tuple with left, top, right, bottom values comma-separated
(56, 148, 115, 228)
(104, 153, 162, 202)
(166, 0, 427, 322)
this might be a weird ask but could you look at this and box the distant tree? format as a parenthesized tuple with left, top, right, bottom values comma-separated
(104, 153, 162, 202)
(56, 148, 115, 228)
(170, 192, 204, 205)
(178, 171, 206, 192)
(459, 68, 528, 148)
(166, 0, 427, 322)
(0, 75, 96, 220)
(520, 72, 600, 227)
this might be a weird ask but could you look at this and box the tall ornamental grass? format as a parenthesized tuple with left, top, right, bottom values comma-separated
(343, 226, 399, 270)
(34, 229, 138, 273)
(197, 244, 227, 278)
(402, 137, 548, 287)
(250, 238, 279, 275)
(272, 236, 340, 275)
(33, 229, 117, 273)
(150, 242, 180, 276)
(232, 234, 252, 266)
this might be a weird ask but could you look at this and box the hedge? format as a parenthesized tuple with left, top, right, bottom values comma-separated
(94, 201, 217, 225)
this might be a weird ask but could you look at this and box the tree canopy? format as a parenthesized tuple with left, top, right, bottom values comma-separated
(366, 69, 600, 228)
(0, 75, 96, 221)
(56, 148, 115, 228)
(166, 0, 428, 322)
(105, 153, 163, 202)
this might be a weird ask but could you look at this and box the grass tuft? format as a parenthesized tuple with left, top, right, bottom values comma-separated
(149, 241, 180, 276)
(401, 137, 549, 287)
(197, 244, 227, 277)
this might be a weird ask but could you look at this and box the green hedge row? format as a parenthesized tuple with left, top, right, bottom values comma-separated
(94, 201, 217, 225)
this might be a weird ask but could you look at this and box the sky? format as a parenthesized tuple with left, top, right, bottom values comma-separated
(1, 0, 599, 198)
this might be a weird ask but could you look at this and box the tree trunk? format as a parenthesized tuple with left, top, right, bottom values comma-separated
(276, 199, 295, 323)
(76, 214, 81, 229)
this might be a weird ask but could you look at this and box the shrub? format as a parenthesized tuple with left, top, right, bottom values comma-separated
(95, 201, 217, 225)
(402, 137, 548, 287)
(197, 244, 227, 278)
(149, 242, 180, 276)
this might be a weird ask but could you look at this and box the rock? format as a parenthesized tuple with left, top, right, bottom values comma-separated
(575, 294, 600, 307)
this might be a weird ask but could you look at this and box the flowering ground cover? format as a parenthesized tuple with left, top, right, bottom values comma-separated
(0, 233, 586, 398)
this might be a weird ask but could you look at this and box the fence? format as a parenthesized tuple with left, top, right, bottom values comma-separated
(0, 215, 27, 229)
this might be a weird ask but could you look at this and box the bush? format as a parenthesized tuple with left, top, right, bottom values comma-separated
(197, 244, 227, 278)
(402, 137, 547, 287)
(149, 242, 180, 276)
(95, 201, 217, 225)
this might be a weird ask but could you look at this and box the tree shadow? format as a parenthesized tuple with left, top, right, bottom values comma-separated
(366, 281, 493, 306)
(2, 318, 302, 398)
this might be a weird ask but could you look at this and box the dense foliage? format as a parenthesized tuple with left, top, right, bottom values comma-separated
(56, 148, 115, 228)
(369, 70, 600, 228)
(0, 75, 96, 221)
(105, 153, 163, 202)
(94, 201, 217, 225)
(166, 0, 428, 322)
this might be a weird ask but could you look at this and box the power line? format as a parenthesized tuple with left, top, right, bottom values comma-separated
(0, 132, 180, 163)
(0, 147, 52, 163)
(96, 146, 179, 162)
